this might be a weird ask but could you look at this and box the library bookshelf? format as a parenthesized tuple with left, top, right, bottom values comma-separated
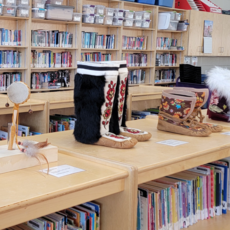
(6, 117, 229, 229)
(0, 0, 189, 95)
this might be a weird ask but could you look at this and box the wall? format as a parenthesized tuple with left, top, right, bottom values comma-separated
(211, 0, 230, 10)
(187, 56, 230, 74)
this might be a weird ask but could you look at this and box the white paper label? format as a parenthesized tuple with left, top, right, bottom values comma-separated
(22, 0, 28, 4)
(74, 16, 80, 21)
(169, 223, 173, 230)
(37, 3, 44, 8)
(210, 208, 214, 217)
(143, 21, 149, 27)
(106, 18, 112, 24)
(118, 12, 123, 17)
(55, 1, 61, 5)
(135, 22, 141, 27)
(126, 20, 132, 26)
(98, 9, 103, 14)
(136, 15, 142, 20)
(98, 18, 103, 23)
(108, 11, 113, 16)
(40, 165, 85, 178)
(204, 208, 208, 219)
(7, 8, 14, 13)
(128, 14, 133, 19)
(21, 9, 28, 15)
(201, 210, 204, 220)
(38, 12, 45, 17)
(223, 201, 227, 210)
(157, 139, 188, 147)
(222, 132, 230, 135)
(7, 0, 14, 3)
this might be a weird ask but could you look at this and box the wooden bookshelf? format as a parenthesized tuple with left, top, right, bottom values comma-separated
(12, 118, 230, 229)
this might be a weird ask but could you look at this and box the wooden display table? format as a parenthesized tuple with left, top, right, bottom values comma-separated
(0, 140, 129, 229)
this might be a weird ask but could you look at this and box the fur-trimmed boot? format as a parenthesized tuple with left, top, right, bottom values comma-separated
(157, 90, 212, 137)
(101, 60, 152, 141)
(74, 62, 137, 149)
(207, 67, 230, 122)
(173, 87, 223, 132)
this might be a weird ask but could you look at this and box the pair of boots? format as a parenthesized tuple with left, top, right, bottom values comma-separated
(158, 88, 223, 137)
(74, 61, 152, 149)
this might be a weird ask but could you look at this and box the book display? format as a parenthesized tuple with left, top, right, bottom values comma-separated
(0, 1, 230, 230)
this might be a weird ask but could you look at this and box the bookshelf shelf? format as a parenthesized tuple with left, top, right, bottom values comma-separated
(0, 16, 29, 20)
(157, 30, 186, 33)
(31, 46, 77, 50)
(0, 68, 27, 70)
(128, 66, 154, 69)
(31, 67, 76, 70)
(32, 18, 80, 25)
(31, 87, 74, 92)
(122, 49, 155, 52)
(81, 48, 119, 51)
(156, 49, 185, 52)
(123, 27, 155, 31)
(155, 65, 180, 68)
(0, 46, 28, 49)
(82, 23, 122, 28)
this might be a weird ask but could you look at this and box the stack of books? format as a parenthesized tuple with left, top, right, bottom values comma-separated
(31, 50, 72, 68)
(128, 69, 146, 85)
(156, 53, 177, 66)
(137, 158, 230, 230)
(31, 70, 70, 89)
(0, 124, 41, 140)
(0, 51, 22, 68)
(0, 29, 22, 46)
(0, 72, 22, 91)
(8, 201, 101, 230)
(49, 114, 76, 133)
(155, 69, 176, 83)
(122, 53, 147, 67)
(31, 30, 73, 48)
(156, 37, 182, 50)
(122, 36, 147, 50)
(81, 32, 115, 49)
(81, 52, 112, 62)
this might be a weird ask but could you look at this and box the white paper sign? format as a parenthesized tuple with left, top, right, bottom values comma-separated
(222, 132, 230, 135)
(157, 139, 188, 147)
(40, 165, 84, 177)
(204, 37, 212, 54)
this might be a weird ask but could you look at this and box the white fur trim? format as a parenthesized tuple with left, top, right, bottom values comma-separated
(207, 67, 230, 107)
(102, 133, 131, 142)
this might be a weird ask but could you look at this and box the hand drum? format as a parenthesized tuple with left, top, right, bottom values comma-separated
(7, 82, 30, 150)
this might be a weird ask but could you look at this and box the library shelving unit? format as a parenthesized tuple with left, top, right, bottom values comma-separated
(155, 6, 189, 86)
(9, 117, 230, 229)
(0, 94, 48, 134)
(0, 138, 136, 229)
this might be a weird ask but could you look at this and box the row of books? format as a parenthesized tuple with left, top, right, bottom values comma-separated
(31, 70, 70, 89)
(155, 69, 176, 83)
(0, 72, 22, 91)
(128, 70, 146, 85)
(0, 50, 22, 68)
(156, 53, 177, 67)
(0, 29, 22, 46)
(122, 36, 147, 50)
(31, 30, 73, 48)
(137, 158, 230, 230)
(8, 201, 101, 230)
(121, 53, 147, 67)
(81, 32, 115, 49)
(31, 51, 72, 68)
(0, 124, 41, 140)
(81, 53, 112, 62)
(156, 37, 179, 50)
(49, 114, 76, 133)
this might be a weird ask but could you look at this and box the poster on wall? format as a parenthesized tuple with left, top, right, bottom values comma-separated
(203, 20, 213, 53)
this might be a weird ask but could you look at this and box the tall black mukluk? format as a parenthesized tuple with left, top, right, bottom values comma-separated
(73, 62, 137, 149)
